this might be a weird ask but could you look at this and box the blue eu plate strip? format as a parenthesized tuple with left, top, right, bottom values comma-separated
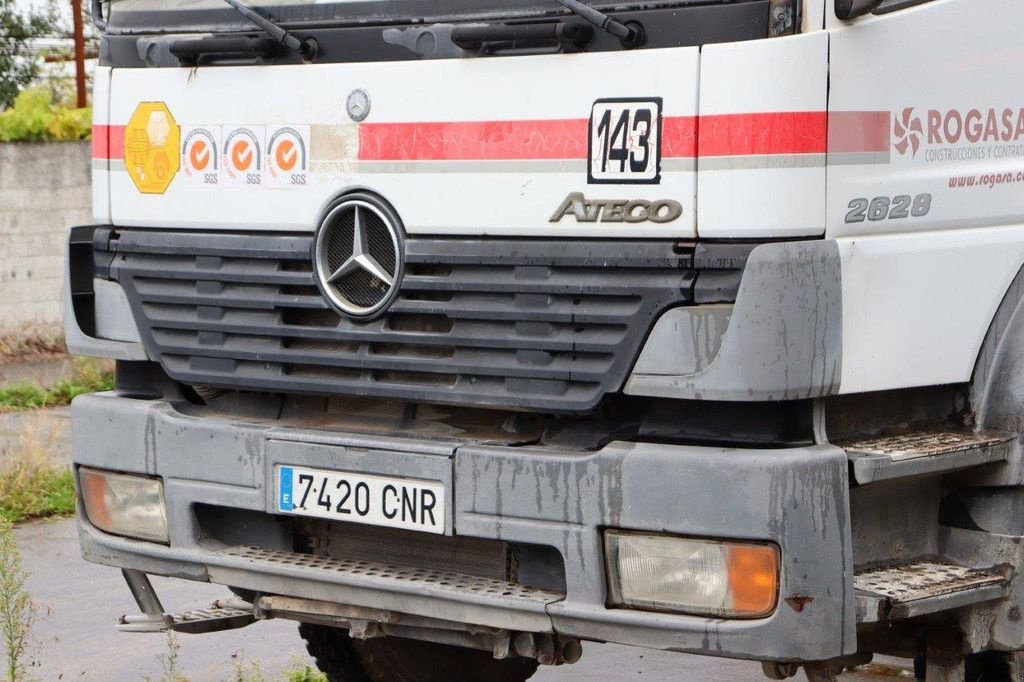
(278, 466, 294, 511)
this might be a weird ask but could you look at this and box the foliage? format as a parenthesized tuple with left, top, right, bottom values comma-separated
(0, 358, 113, 412)
(145, 643, 330, 681)
(0, 517, 34, 681)
(0, 87, 90, 142)
(285, 665, 328, 682)
(0, 328, 66, 363)
(0, 417, 75, 523)
(151, 632, 187, 682)
(0, 0, 59, 110)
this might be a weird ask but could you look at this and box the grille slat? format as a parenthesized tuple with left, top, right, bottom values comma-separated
(401, 272, 691, 296)
(160, 354, 602, 403)
(388, 295, 644, 324)
(151, 339, 614, 382)
(146, 316, 629, 354)
(101, 229, 745, 412)
(136, 289, 329, 312)
(142, 302, 630, 353)
(116, 261, 315, 287)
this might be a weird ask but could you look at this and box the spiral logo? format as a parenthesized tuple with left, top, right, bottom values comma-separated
(893, 107, 924, 158)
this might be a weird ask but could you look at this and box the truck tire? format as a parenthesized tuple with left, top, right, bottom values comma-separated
(299, 623, 540, 682)
(913, 652, 1024, 681)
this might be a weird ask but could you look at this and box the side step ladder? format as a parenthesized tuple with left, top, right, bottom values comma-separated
(117, 569, 256, 634)
(855, 561, 1010, 623)
(841, 430, 1014, 485)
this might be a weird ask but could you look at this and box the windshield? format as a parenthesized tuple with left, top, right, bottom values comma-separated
(103, 0, 728, 32)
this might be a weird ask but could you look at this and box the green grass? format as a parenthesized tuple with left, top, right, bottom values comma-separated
(285, 665, 328, 682)
(0, 465, 75, 524)
(0, 416, 76, 524)
(0, 359, 113, 413)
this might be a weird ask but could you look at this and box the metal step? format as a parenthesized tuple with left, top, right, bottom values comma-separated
(118, 598, 256, 634)
(855, 561, 1009, 623)
(841, 430, 1013, 484)
(210, 546, 565, 633)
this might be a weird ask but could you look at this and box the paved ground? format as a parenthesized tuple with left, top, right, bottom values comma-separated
(13, 518, 913, 682)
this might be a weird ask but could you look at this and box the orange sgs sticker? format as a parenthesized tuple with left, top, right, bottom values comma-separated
(181, 126, 221, 186)
(222, 126, 265, 187)
(266, 125, 310, 188)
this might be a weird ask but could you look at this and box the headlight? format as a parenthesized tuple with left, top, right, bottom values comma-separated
(80, 468, 168, 543)
(604, 531, 779, 618)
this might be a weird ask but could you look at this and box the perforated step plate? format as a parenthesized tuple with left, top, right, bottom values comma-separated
(841, 431, 1013, 484)
(118, 600, 256, 634)
(169, 602, 256, 634)
(211, 546, 565, 632)
(855, 562, 1009, 623)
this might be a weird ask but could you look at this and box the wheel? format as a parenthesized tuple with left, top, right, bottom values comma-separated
(916, 651, 1024, 681)
(761, 661, 799, 679)
(965, 651, 1024, 682)
(299, 623, 540, 682)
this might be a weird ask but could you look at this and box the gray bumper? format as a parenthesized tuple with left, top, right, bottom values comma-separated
(73, 392, 856, 661)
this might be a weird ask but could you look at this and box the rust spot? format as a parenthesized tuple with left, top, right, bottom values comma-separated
(784, 595, 814, 612)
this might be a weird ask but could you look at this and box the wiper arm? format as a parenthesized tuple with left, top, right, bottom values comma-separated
(552, 0, 643, 47)
(220, 0, 317, 60)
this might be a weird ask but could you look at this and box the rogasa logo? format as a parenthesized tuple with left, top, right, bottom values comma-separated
(896, 106, 1024, 156)
(893, 107, 924, 158)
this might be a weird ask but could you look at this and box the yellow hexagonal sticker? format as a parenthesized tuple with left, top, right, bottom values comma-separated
(123, 102, 180, 194)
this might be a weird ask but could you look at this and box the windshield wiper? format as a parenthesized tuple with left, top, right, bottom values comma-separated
(552, 0, 643, 47)
(220, 0, 317, 60)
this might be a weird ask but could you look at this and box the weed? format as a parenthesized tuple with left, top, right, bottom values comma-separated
(284, 664, 328, 682)
(153, 631, 187, 682)
(0, 518, 34, 681)
(226, 651, 324, 682)
(0, 358, 113, 413)
(229, 651, 264, 682)
(0, 418, 75, 523)
(0, 329, 65, 364)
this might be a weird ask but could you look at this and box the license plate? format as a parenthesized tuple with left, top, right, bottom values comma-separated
(277, 465, 445, 534)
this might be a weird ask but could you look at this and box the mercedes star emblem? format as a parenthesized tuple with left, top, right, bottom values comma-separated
(346, 89, 371, 122)
(313, 195, 403, 319)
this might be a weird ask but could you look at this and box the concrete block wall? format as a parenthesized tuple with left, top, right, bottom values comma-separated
(0, 142, 91, 335)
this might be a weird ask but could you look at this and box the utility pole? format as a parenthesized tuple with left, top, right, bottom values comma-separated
(71, 0, 87, 107)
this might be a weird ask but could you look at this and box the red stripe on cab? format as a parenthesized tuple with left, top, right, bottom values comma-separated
(358, 119, 589, 161)
(662, 116, 699, 158)
(698, 111, 828, 157)
(91, 125, 108, 159)
(827, 111, 891, 154)
(358, 116, 701, 162)
(91, 125, 125, 160)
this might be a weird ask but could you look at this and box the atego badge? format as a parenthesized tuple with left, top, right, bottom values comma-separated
(550, 193, 682, 224)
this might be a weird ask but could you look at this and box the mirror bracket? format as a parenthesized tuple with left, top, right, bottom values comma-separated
(835, 0, 884, 20)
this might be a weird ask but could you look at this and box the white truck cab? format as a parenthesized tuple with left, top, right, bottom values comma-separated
(67, 0, 1024, 679)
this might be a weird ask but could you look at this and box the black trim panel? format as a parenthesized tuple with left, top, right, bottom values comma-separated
(101, 1, 770, 67)
(96, 228, 756, 413)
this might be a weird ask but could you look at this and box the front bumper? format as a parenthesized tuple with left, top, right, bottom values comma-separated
(73, 391, 855, 661)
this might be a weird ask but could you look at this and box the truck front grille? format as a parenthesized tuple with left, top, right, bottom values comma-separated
(96, 228, 750, 412)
